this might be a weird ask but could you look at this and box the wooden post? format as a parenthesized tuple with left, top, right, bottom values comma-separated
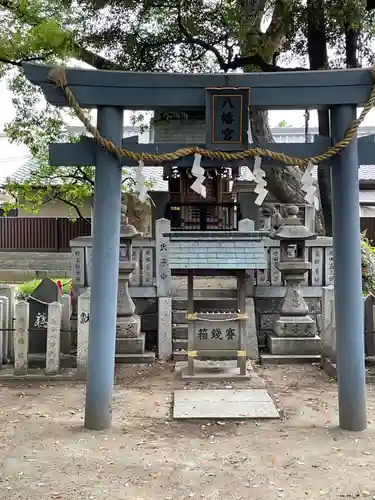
(14, 301, 29, 376)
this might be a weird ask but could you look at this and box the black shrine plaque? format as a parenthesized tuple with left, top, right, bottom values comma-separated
(205, 87, 250, 151)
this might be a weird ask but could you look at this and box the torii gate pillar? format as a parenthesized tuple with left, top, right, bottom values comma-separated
(84, 106, 123, 430)
(331, 104, 367, 431)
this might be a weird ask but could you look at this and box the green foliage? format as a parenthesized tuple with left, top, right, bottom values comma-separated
(361, 235, 375, 296)
(15, 277, 71, 300)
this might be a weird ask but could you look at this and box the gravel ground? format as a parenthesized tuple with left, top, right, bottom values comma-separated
(1, 363, 375, 500)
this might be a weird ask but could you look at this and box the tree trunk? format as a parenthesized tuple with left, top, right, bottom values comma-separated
(307, 0, 331, 235)
(249, 109, 324, 233)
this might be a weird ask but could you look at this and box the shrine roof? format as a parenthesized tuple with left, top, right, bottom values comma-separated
(165, 231, 268, 270)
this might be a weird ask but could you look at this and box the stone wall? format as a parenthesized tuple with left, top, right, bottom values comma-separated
(0, 252, 71, 283)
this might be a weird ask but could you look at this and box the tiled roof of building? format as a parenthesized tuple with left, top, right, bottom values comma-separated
(167, 231, 267, 270)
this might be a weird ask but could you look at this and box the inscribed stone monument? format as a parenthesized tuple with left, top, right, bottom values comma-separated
(28, 278, 60, 354)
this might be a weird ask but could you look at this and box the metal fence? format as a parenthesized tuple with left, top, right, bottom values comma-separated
(0, 217, 91, 252)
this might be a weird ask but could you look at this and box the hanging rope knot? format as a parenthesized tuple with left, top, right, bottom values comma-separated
(48, 66, 68, 89)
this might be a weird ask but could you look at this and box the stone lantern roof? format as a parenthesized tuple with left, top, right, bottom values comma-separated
(270, 205, 316, 241)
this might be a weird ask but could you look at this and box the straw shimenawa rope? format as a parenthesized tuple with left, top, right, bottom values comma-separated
(48, 66, 375, 168)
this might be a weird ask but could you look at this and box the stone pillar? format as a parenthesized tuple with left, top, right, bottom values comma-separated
(0, 285, 14, 361)
(14, 301, 29, 376)
(77, 289, 91, 376)
(0, 297, 9, 364)
(61, 294, 72, 354)
(149, 191, 169, 237)
(158, 297, 172, 360)
(0, 301, 3, 366)
(246, 298, 259, 359)
(237, 192, 260, 228)
(46, 302, 62, 375)
(268, 205, 320, 357)
(321, 286, 336, 363)
(156, 218, 171, 297)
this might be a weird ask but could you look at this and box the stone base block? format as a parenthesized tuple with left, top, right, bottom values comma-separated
(116, 315, 141, 338)
(261, 353, 320, 365)
(267, 334, 321, 355)
(115, 352, 155, 364)
(274, 315, 316, 337)
(116, 333, 145, 354)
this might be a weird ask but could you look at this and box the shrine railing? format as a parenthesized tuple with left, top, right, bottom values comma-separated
(164, 201, 241, 231)
(70, 235, 156, 291)
(257, 237, 334, 288)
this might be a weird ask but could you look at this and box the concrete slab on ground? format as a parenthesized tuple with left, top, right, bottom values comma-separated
(175, 360, 250, 381)
(173, 389, 280, 419)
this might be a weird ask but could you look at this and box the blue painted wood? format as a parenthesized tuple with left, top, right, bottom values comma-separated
(330, 105, 367, 432)
(49, 136, 375, 167)
(84, 106, 123, 431)
(49, 139, 334, 167)
(22, 63, 375, 110)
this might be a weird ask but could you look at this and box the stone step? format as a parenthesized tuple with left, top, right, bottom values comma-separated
(260, 353, 320, 365)
(267, 335, 321, 355)
(173, 338, 188, 350)
(116, 333, 145, 354)
(115, 352, 155, 364)
(173, 350, 187, 362)
(172, 310, 187, 324)
(172, 324, 188, 339)
(172, 288, 238, 300)
(172, 297, 238, 311)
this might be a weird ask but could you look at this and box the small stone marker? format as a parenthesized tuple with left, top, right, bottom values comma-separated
(46, 302, 62, 375)
(158, 297, 172, 360)
(0, 296, 9, 364)
(77, 289, 91, 375)
(28, 278, 59, 354)
(173, 389, 280, 419)
(61, 294, 72, 354)
(14, 301, 29, 375)
(0, 301, 3, 366)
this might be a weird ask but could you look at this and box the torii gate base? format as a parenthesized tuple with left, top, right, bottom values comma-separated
(83, 107, 123, 430)
(22, 63, 368, 432)
(331, 105, 367, 431)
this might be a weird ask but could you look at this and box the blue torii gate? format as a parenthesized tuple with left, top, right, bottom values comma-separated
(23, 63, 375, 432)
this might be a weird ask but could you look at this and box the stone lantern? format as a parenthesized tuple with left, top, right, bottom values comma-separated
(116, 209, 144, 357)
(268, 205, 320, 356)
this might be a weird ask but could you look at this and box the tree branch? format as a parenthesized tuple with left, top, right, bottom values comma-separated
(225, 53, 307, 72)
(176, 6, 227, 70)
(53, 194, 91, 223)
(0, 55, 53, 67)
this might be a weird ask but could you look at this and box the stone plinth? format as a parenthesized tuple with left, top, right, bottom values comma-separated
(267, 334, 321, 355)
(116, 314, 141, 338)
(115, 260, 155, 363)
(274, 315, 316, 337)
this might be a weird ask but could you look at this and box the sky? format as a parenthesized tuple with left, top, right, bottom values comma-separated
(1, 70, 375, 183)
